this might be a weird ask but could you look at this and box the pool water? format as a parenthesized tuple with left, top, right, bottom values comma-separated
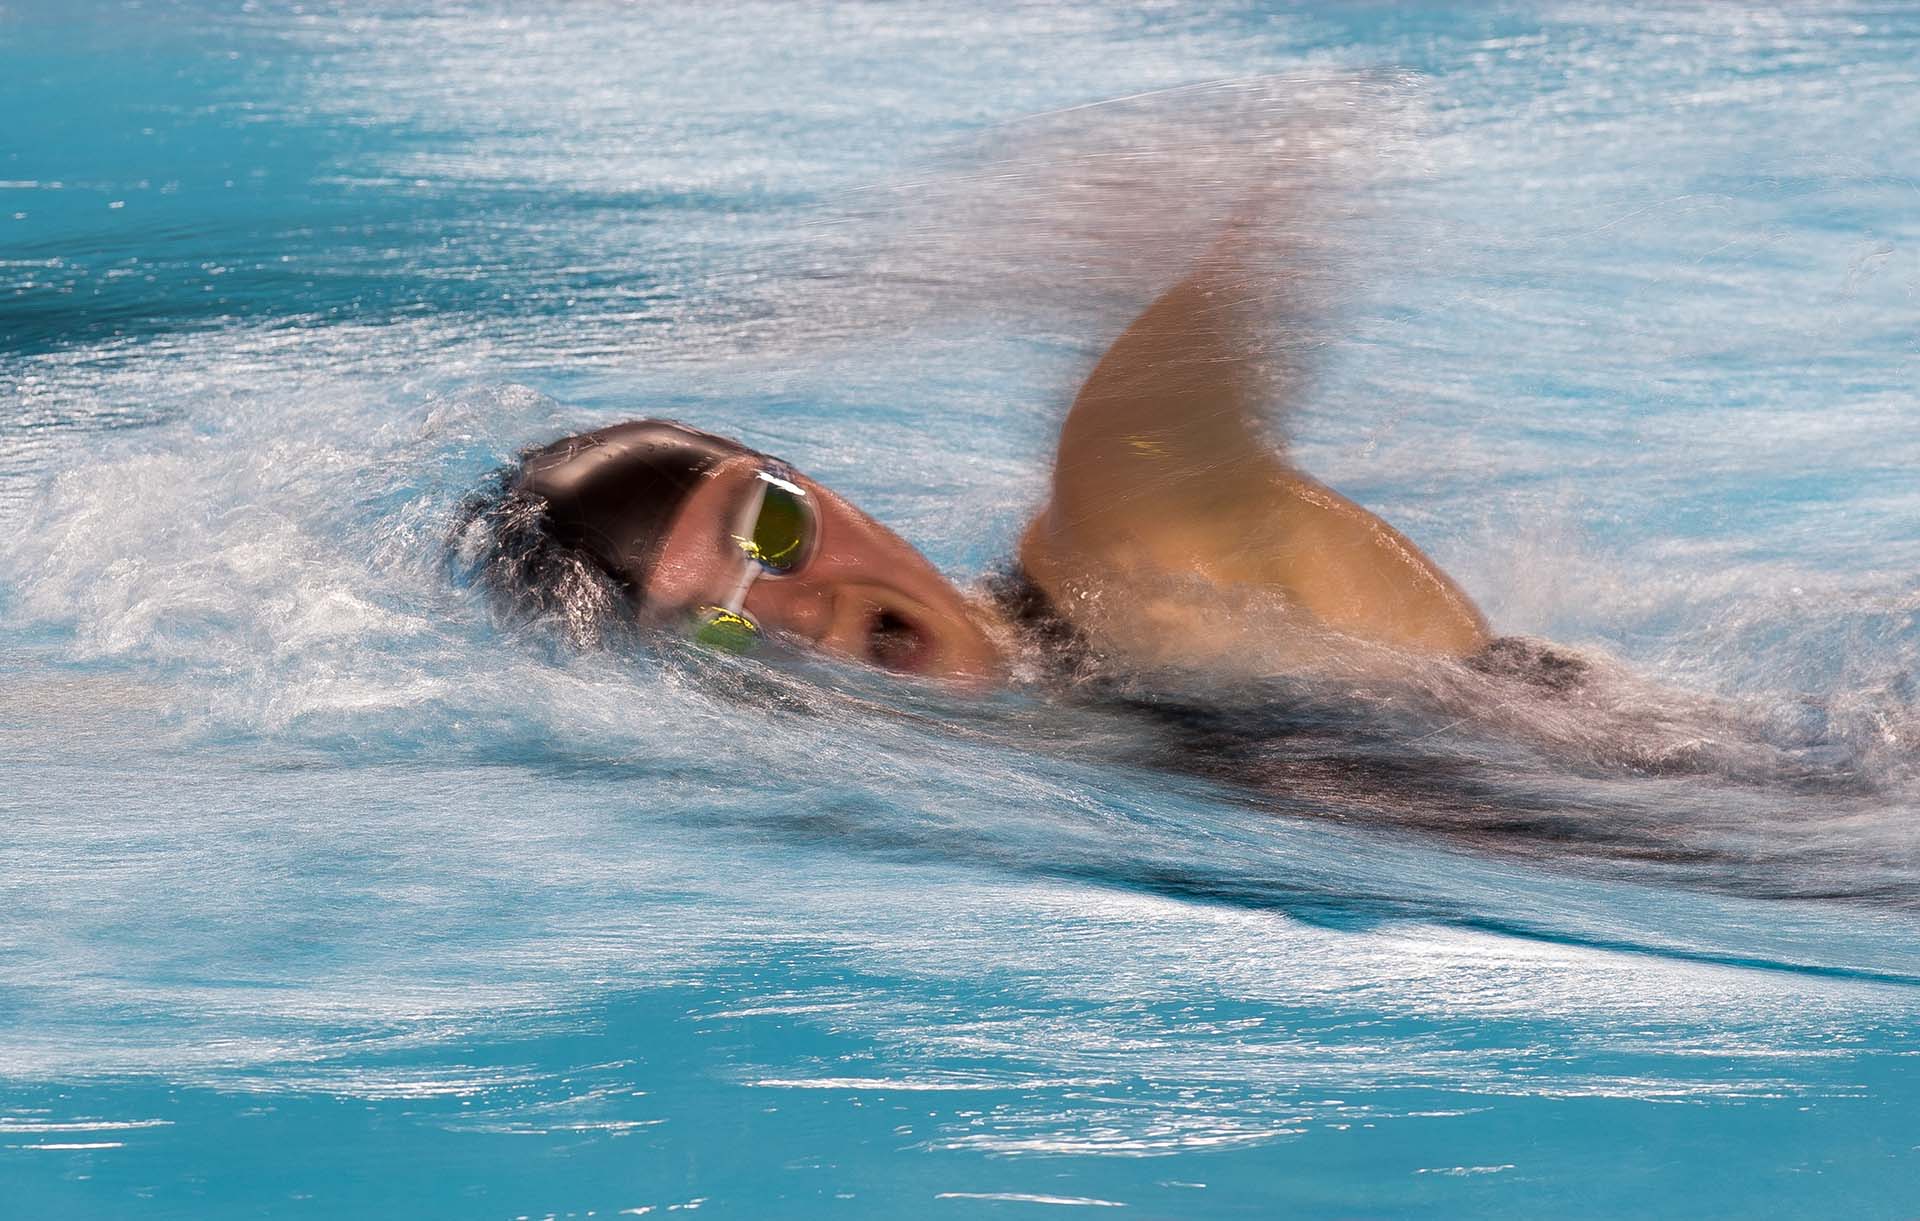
(5, 3, 1920, 1217)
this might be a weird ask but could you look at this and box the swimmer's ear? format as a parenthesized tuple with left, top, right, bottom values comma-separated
(1045, 250, 1309, 526)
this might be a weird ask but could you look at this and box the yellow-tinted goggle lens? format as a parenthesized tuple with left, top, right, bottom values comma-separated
(692, 607, 759, 653)
(744, 480, 811, 573)
(693, 473, 810, 655)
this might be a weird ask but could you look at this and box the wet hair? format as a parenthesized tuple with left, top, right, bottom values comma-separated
(453, 419, 757, 645)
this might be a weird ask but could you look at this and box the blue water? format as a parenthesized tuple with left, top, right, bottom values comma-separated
(6, 2, 1920, 1216)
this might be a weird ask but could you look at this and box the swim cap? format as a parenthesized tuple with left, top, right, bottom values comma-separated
(513, 419, 756, 604)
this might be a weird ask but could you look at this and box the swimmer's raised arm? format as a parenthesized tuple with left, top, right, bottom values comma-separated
(1021, 256, 1491, 667)
(1042, 258, 1291, 529)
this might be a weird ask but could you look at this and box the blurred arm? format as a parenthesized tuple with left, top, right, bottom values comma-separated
(1021, 258, 1490, 660)
(1042, 259, 1289, 532)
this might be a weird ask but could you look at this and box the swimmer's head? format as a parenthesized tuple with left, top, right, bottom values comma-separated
(461, 419, 1005, 683)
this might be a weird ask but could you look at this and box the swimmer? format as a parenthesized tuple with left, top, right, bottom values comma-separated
(464, 255, 1508, 689)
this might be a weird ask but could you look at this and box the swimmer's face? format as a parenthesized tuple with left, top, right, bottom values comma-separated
(642, 453, 1005, 684)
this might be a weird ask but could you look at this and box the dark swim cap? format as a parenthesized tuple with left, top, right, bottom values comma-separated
(512, 419, 756, 603)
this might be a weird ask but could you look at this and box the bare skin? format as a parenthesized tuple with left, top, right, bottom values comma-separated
(1018, 262, 1489, 672)
(640, 261, 1487, 684)
(644, 454, 1007, 684)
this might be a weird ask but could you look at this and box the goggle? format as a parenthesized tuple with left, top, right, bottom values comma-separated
(690, 469, 816, 653)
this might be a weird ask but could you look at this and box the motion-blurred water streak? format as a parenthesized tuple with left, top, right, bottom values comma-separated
(5, 2, 1920, 1217)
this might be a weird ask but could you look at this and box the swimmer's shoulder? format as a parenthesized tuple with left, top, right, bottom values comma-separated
(1017, 469, 1491, 667)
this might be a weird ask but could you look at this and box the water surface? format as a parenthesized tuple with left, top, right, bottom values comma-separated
(5, 2, 1920, 1216)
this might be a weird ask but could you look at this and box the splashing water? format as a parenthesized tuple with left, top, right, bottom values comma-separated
(5, 2, 1920, 1217)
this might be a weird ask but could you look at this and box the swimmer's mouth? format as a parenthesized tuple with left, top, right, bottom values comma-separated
(864, 605, 934, 674)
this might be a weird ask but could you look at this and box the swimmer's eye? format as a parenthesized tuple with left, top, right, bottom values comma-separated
(692, 606, 759, 653)
(691, 470, 813, 656)
(734, 474, 813, 575)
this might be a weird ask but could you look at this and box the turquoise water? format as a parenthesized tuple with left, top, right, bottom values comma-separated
(6, 2, 1920, 1216)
